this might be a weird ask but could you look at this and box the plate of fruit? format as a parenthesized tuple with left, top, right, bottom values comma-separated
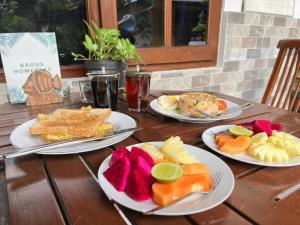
(98, 136, 234, 215)
(202, 120, 300, 167)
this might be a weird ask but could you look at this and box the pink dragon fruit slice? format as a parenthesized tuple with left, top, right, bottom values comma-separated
(125, 155, 154, 201)
(129, 146, 155, 167)
(272, 123, 284, 131)
(238, 121, 254, 130)
(110, 146, 130, 166)
(239, 120, 284, 136)
(252, 120, 273, 136)
(104, 156, 131, 192)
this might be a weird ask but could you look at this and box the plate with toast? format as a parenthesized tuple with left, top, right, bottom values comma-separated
(10, 107, 137, 155)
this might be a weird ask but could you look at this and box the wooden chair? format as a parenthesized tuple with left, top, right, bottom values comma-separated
(262, 39, 300, 111)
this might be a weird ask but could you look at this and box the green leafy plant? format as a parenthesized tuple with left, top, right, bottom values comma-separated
(72, 21, 142, 63)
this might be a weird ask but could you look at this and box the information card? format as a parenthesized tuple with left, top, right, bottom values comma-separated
(0, 32, 61, 103)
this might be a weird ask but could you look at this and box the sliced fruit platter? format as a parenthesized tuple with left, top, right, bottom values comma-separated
(150, 92, 242, 123)
(202, 120, 300, 167)
(98, 136, 234, 215)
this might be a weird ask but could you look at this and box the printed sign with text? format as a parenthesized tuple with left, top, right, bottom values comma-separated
(0, 32, 61, 103)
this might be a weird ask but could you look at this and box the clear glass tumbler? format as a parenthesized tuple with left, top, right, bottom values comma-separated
(125, 71, 151, 112)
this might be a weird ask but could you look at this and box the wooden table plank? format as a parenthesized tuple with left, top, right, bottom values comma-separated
(0, 116, 35, 128)
(0, 94, 82, 115)
(44, 154, 130, 225)
(227, 166, 300, 225)
(0, 126, 14, 137)
(5, 156, 65, 225)
(0, 135, 10, 147)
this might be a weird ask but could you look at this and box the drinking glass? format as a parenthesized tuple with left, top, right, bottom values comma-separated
(125, 71, 151, 112)
(79, 70, 119, 110)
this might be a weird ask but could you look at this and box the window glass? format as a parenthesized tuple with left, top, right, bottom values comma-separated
(172, 0, 209, 46)
(0, 0, 87, 66)
(117, 0, 164, 48)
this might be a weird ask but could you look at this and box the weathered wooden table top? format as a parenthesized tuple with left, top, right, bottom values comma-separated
(0, 90, 299, 225)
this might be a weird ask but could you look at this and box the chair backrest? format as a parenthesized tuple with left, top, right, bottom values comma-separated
(262, 39, 300, 111)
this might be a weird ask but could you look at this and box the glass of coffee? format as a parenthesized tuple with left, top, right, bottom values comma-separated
(79, 70, 119, 110)
(125, 71, 151, 112)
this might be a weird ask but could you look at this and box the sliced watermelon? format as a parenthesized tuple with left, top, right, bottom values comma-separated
(125, 155, 154, 201)
(129, 146, 155, 166)
(104, 156, 131, 191)
(110, 146, 130, 166)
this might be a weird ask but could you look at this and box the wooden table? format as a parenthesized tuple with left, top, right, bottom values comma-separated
(0, 90, 300, 225)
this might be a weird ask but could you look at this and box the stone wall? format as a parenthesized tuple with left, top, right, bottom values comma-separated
(0, 11, 300, 104)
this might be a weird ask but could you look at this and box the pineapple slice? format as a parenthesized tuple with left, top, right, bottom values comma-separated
(285, 140, 300, 156)
(250, 132, 268, 146)
(272, 131, 296, 140)
(161, 136, 198, 164)
(268, 136, 285, 147)
(141, 143, 164, 161)
(248, 143, 289, 162)
(268, 136, 300, 156)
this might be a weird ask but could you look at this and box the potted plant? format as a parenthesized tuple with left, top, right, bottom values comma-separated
(72, 21, 142, 87)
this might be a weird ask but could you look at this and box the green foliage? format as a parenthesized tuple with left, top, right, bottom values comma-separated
(72, 21, 142, 63)
(0, 0, 32, 32)
(192, 23, 207, 41)
(0, 0, 87, 65)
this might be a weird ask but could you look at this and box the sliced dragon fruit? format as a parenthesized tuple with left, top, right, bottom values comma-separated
(238, 121, 254, 129)
(129, 146, 155, 167)
(125, 155, 154, 201)
(110, 146, 130, 166)
(239, 120, 284, 136)
(252, 120, 273, 136)
(272, 123, 284, 131)
(104, 156, 131, 192)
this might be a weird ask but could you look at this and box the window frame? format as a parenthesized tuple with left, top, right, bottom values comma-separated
(99, 0, 223, 70)
(0, 0, 222, 82)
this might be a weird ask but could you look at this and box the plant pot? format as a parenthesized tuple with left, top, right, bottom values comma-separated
(85, 60, 128, 89)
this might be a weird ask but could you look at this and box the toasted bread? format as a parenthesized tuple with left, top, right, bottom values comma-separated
(41, 123, 114, 142)
(29, 106, 112, 139)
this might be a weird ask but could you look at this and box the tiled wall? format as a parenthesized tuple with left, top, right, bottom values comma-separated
(151, 11, 300, 102)
(0, 11, 300, 104)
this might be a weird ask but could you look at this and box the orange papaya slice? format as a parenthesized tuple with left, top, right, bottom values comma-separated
(220, 136, 250, 154)
(183, 163, 209, 176)
(215, 133, 235, 148)
(152, 174, 212, 207)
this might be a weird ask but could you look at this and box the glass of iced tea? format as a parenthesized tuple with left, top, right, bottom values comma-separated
(125, 71, 151, 112)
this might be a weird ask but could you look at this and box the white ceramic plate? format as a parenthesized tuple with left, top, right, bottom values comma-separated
(150, 98, 241, 123)
(10, 111, 136, 155)
(98, 142, 235, 216)
(202, 125, 300, 167)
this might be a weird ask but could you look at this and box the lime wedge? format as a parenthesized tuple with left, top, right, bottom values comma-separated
(151, 163, 183, 183)
(229, 126, 253, 137)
